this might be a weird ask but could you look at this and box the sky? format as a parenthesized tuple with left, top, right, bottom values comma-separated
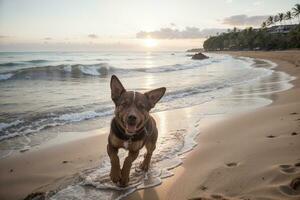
(0, 0, 298, 51)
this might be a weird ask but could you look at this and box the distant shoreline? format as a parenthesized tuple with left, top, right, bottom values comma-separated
(203, 24, 300, 52)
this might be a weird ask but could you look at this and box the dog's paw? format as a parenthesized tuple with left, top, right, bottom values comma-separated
(110, 169, 121, 183)
(119, 176, 129, 187)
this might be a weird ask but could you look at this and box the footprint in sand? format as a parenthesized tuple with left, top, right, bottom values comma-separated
(226, 162, 238, 167)
(189, 194, 230, 200)
(279, 177, 300, 197)
(279, 164, 297, 174)
(291, 178, 300, 191)
(291, 132, 298, 136)
(210, 194, 230, 200)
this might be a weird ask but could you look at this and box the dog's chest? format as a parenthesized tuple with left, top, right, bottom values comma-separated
(123, 141, 129, 149)
(121, 140, 144, 151)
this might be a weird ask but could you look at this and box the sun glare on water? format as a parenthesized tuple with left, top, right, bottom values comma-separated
(143, 37, 158, 48)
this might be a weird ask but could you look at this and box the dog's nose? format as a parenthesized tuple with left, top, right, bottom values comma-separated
(128, 115, 137, 124)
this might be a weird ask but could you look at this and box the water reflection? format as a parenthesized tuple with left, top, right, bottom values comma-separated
(231, 69, 293, 100)
(154, 105, 194, 140)
(144, 52, 154, 68)
(144, 74, 155, 91)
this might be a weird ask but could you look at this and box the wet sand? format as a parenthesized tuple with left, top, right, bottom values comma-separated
(126, 50, 300, 200)
(0, 130, 108, 200)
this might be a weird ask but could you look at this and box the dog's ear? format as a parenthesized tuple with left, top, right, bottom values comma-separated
(110, 75, 126, 104)
(145, 87, 166, 109)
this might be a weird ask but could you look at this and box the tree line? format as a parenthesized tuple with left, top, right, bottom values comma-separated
(203, 4, 300, 51)
(262, 4, 300, 28)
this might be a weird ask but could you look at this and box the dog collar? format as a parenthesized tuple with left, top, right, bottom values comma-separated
(111, 118, 150, 142)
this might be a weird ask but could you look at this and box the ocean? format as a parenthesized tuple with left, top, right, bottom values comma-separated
(0, 51, 294, 199)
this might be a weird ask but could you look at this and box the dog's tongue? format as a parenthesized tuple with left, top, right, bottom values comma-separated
(126, 124, 136, 134)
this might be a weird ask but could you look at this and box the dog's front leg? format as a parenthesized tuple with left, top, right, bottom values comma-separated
(120, 150, 139, 186)
(107, 144, 121, 183)
(140, 143, 156, 172)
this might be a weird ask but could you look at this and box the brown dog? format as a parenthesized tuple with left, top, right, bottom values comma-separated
(107, 75, 166, 186)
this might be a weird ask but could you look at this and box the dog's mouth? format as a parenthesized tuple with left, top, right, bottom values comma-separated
(125, 123, 137, 135)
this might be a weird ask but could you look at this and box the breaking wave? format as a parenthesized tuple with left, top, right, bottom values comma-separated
(0, 73, 14, 80)
(26, 59, 49, 63)
(0, 105, 114, 141)
(0, 63, 117, 80)
(0, 62, 25, 67)
(0, 58, 221, 81)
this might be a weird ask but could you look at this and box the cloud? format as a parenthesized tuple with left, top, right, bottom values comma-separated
(88, 34, 98, 39)
(223, 14, 268, 26)
(136, 27, 226, 39)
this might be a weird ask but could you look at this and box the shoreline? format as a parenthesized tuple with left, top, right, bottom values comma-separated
(126, 50, 300, 200)
(0, 50, 299, 200)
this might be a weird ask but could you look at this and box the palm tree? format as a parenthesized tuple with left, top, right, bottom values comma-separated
(261, 21, 267, 29)
(292, 4, 300, 24)
(267, 16, 274, 26)
(285, 11, 292, 25)
(278, 13, 285, 25)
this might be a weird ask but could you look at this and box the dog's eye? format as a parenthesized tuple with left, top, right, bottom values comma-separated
(120, 101, 129, 107)
(137, 103, 145, 109)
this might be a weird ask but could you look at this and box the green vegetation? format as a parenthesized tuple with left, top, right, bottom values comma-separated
(203, 4, 300, 51)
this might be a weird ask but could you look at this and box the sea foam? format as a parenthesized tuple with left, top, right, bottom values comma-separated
(0, 73, 14, 80)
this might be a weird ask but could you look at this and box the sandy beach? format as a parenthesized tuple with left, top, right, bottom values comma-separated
(126, 50, 300, 200)
(0, 50, 299, 200)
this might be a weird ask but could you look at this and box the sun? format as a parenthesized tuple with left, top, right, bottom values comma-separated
(143, 37, 158, 48)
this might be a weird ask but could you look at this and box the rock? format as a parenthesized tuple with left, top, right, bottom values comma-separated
(191, 52, 209, 60)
